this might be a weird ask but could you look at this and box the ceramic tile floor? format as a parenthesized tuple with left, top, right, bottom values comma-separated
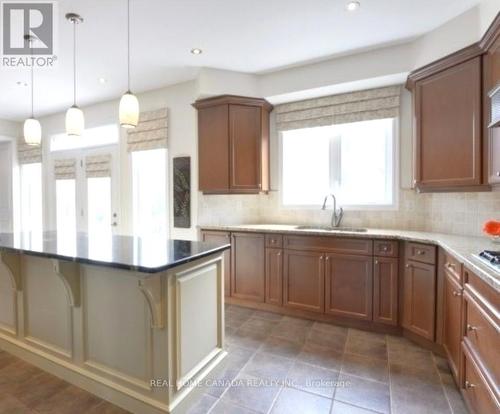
(0, 305, 468, 414)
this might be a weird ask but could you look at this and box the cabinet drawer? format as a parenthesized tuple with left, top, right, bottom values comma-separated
(284, 236, 373, 256)
(462, 342, 500, 414)
(464, 289, 500, 386)
(443, 251, 463, 284)
(405, 242, 436, 265)
(374, 240, 399, 257)
(265, 234, 283, 248)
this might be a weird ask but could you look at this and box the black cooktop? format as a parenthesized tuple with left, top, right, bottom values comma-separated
(479, 250, 500, 265)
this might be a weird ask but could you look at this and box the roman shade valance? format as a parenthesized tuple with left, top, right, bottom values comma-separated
(127, 108, 168, 152)
(276, 85, 401, 131)
(54, 159, 76, 180)
(17, 140, 42, 164)
(85, 154, 112, 178)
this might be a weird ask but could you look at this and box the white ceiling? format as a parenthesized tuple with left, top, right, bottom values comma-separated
(0, 0, 480, 121)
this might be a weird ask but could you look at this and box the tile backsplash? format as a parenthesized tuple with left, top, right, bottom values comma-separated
(198, 189, 500, 238)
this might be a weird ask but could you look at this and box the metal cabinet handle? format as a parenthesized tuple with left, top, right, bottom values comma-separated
(465, 381, 476, 389)
(446, 262, 456, 269)
(382, 246, 388, 252)
(320, 256, 324, 260)
(467, 324, 477, 332)
(375, 259, 379, 265)
(277, 251, 281, 257)
(405, 264, 411, 268)
(497, 171, 500, 177)
(417, 250, 425, 255)
(452, 291, 462, 297)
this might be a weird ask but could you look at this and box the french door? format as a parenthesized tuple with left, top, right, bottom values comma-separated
(51, 145, 120, 237)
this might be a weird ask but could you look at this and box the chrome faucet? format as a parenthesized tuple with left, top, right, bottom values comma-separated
(322, 194, 344, 228)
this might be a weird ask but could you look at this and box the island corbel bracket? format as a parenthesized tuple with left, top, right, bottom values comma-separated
(52, 259, 81, 307)
(138, 276, 165, 329)
(0, 250, 22, 291)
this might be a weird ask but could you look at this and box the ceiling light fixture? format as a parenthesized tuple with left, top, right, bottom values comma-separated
(346, 1, 360, 11)
(119, 0, 139, 129)
(65, 13, 84, 137)
(190, 48, 203, 55)
(23, 35, 41, 146)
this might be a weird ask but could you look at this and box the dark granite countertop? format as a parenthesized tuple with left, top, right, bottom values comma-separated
(0, 231, 230, 274)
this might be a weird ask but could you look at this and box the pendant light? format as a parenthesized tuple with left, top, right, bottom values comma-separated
(23, 35, 42, 146)
(65, 13, 84, 137)
(119, 0, 139, 128)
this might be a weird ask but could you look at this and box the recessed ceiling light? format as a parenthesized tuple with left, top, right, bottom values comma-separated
(190, 48, 203, 55)
(346, 1, 360, 11)
(16, 81, 28, 87)
(98, 77, 107, 84)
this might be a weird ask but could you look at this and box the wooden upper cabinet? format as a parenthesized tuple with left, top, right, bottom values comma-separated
(442, 270, 463, 382)
(193, 95, 272, 194)
(325, 254, 373, 321)
(231, 232, 265, 302)
(412, 56, 483, 191)
(402, 259, 436, 341)
(283, 250, 324, 313)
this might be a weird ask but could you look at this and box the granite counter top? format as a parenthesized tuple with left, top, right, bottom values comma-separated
(0, 231, 230, 274)
(200, 224, 500, 292)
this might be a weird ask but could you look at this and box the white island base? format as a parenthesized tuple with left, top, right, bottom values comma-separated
(0, 251, 226, 414)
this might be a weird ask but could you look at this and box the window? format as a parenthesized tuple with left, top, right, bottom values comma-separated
(50, 124, 119, 152)
(55, 179, 76, 235)
(132, 149, 168, 238)
(281, 118, 396, 208)
(87, 177, 112, 236)
(19, 163, 43, 233)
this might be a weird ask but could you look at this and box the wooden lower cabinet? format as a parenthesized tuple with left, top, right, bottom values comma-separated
(265, 247, 283, 306)
(462, 342, 500, 414)
(283, 250, 324, 313)
(442, 270, 464, 381)
(403, 260, 436, 341)
(325, 254, 373, 320)
(231, 232, 265, 302)
(201, 230, 231, 296)
(373, 257, 399, 325)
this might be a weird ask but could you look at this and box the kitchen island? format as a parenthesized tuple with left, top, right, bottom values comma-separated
(0, 232, 230, 414)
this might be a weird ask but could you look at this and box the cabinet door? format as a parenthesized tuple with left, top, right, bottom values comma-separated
(283, 250, 324, 313)
(443, 270, 463, 382)
(198, 105, 230, 192)
(415, 57, 482, 189)
(325, 254, 373, 321)
(201, 231, 231, 297)
(229, 104, 262, 192)
(373, 257, 398, 326)
(231, 232, 265, 302)
(489, 128, 500, 184)
(403, 260, 436, 340)
(265, 248, 283, 306)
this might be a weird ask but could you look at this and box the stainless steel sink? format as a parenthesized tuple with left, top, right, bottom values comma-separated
(295, 225, 367, 233)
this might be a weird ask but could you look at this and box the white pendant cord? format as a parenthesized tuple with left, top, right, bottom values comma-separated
(30, 38, 34, 118)
(127, 0, 131, 92)
(73, 21, 77, 107)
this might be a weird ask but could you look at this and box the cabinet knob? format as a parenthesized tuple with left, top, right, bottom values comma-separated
(417, 250, 425, 255)
(465, 381, 476, 389)
(496, 171, 500, 177)
(382, 246, 388, 252)
(467, 324, 477, 332)
(277, 251, 281, 257)
(405, 264, 411, 268)
(446, 262, 456, 269)
(375, 260, 379, 265)
(325, 256, 330, 261)
(452, 291, 462, 297)
(320, 256, 324, 260)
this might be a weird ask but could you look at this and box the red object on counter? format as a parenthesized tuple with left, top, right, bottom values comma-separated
(483, 220, 500, 236)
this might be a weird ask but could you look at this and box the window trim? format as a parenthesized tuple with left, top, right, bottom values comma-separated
(279, 118, 399, 211)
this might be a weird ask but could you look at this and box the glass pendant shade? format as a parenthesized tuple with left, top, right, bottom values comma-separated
(119, 92, 139, 128)
(23, 118, 42, 146)
(65, 105, 84, 136)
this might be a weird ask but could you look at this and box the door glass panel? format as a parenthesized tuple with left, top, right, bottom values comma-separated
(56, 179, 77, 256)
(20, 163, 43, 233)
(87, 177, 112, 236)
